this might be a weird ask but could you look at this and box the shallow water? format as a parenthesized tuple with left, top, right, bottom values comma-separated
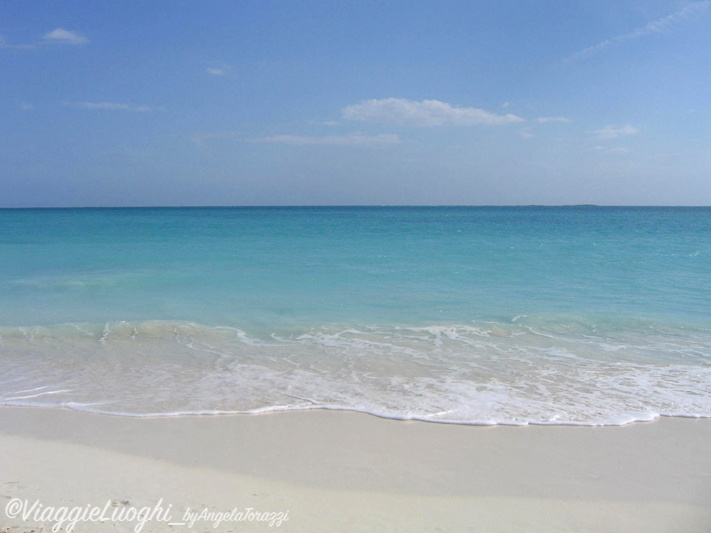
(1, 206, 710, 424)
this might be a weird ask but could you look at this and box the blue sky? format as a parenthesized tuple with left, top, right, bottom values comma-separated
(1, 1, 710, 206)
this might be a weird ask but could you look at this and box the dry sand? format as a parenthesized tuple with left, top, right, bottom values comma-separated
(1, 406, 710, 532)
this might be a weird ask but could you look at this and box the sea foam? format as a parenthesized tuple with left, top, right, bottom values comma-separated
(1, 318, 709, 425)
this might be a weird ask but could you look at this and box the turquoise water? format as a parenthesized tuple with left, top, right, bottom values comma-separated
(1, 206, 710, 424)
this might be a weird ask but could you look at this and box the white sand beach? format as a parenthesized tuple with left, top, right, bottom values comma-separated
(1, 407, 710, 532)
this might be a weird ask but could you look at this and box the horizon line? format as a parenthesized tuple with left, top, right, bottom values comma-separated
(1, 204, 710, 210)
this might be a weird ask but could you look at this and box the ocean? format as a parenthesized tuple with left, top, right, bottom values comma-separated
(1, 206, 710, 425)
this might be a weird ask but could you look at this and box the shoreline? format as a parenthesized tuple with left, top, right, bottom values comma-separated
(2, 407, 711, 532)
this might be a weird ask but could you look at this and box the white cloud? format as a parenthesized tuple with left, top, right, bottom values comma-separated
(593, 146, 630, 154)
(65, 102, 161, 112)
(42, 28, 89, 46)
(191, 132, 237, 146)
(15, 99, 34, 111)
(342, 98, 524, 126)
(253, 133, 400, 146)
(566, 1, 710, 61)
(206, 62, 232, 76)
(536, 116, 572, 123)
(519, 128, 535, 139)
(1, 28, 89, 49)
(591, 124, 639, 140)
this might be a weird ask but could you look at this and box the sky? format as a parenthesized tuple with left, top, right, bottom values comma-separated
(1, 0, 710, 207)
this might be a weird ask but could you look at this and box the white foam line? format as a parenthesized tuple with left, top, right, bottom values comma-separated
(3, 389, 73, 401)
(19, 327, 35, 342)
(183, 342, 237, 359)
(68, 323, 95, 336)
(11, 401, 710, 427)
(12, 386, 50, 394)
(98, 323, 111, 344)
(283, 393, 320, 405)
